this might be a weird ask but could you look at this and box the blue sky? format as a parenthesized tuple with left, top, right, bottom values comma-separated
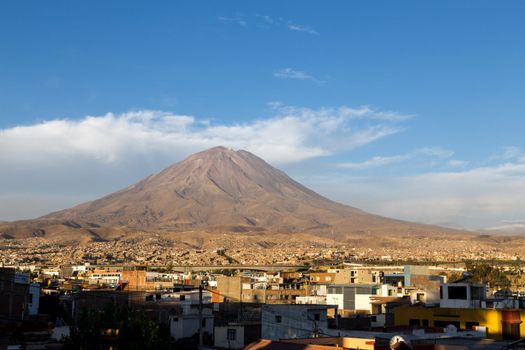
(1, 1, 525, 231)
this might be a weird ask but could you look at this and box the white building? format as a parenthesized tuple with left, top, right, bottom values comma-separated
(296, 295, 327, 305)
(27, 283, 40, 315)
(440, 283, 486, 308)
(261, 304, 337, 340)
(214, 322, 260, 349)
(169, 309, 214, 341)
(88, 271, 121, 285)
(310, 284, 327, 296)
(326, 284, 377, 313)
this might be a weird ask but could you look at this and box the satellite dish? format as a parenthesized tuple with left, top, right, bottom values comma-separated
(389, 335, 412, 349)
(445, 324, 458, 336)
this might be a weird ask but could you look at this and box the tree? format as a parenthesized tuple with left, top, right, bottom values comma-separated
(64, 303, 174, 349)
(464, 262, 511, 290)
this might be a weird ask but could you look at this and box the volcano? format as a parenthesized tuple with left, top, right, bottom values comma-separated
(40, 146, 453, 236)
(1, 146, 464, 241)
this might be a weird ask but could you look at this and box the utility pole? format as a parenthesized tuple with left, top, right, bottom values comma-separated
(238, 275, 243, 322)
(313, 320, 319, 338)
(198, 283, 203, 349)
(453, 248, 456, 268)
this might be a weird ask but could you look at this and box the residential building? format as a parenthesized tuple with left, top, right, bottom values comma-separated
(169, 308, 214, 341)
(326, 284, 377, 315)
(440, 282, 486, 308)
(214, 322, 261, 349)
(0, 268, 33, 324)
(261, 304, 337, 340)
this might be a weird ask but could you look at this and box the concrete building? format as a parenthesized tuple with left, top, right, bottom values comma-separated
(309, 272, 336, 284)
(27, 283, 40, 316)
(214, 322, 261, 349)
(216, 275, 307, 304)
(261, 304, 337, 340)
(440, 282, 486, 308)
(0, 268, 34, 324)
(121, 269, 176, 291)
(403, 265, 444, 304)
(326, 284, 377, 314)
(310, 284, 327, 296)
(296, 295, 327, 305)
(87, 269, 122, 285)
(216, 276, 249, 302)
(169, 308, 214, 341)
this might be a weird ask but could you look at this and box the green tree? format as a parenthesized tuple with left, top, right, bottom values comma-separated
(64, 303, 174, 350)
(464, 262, 511, 289)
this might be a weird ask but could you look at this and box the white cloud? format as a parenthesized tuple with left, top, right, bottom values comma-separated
(415, 147, 454, 158)
(256, 14, 275, 25)
(0, 105, 410, 219)
(336, 147, 453, 170)
(337, 155, 411, 170)
(448, 159, 469, 168)
(287, 23, 318, 35)
(274, 68, 320, 82)
(501, 146, 522, 160)
(254, 15, 318, 35)
(486, 222, 525, 234)
(306, 154, 525, 230)
(271, 104, 413, 122)
(218, 15, 247, 27)
(0, 106, 407, 167)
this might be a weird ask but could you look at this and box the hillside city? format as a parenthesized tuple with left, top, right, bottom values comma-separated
(0, 236, 519, 267)
(3, 240, 525, 349)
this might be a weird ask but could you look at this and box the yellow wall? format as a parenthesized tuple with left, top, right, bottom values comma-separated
(394, 306, 525, 340)
(341, 337, 375, 350)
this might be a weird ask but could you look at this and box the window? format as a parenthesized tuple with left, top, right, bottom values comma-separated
(409, 319, 420, 327)
(180, 295, 186, 301)
(371, 315, 377, 322)
(422, 319, 429, 327)
(313, 313, 320, 321)
(202, 318, 206, 327)
(275, 315, 282, 323)
(471, 286, 485, 300)
(227, 328, 237, 341)
(448, 286, 467, 300)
